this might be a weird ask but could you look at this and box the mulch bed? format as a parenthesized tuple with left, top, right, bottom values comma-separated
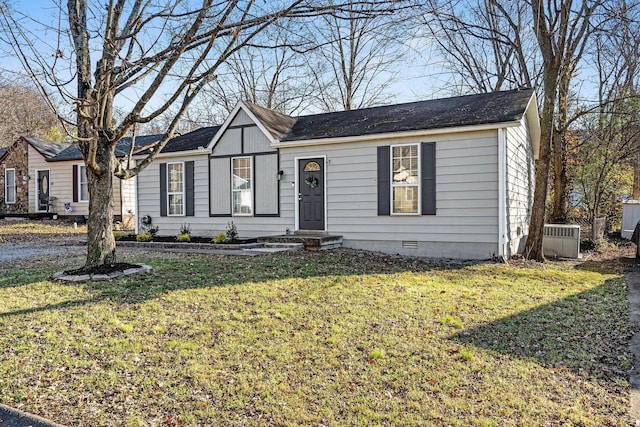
(63, 262, 142, 276)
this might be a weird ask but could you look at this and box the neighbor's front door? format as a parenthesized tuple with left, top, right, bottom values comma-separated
(37, 170, 50, 212)
(298, 158, 325, 231)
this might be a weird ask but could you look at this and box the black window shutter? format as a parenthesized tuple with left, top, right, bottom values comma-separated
(72, 165, 78, 203)
(185, 161, 194, 216)
(421, 142, 436, 215)
(160, 163, 167, 217)
(377, 146, 390, 215)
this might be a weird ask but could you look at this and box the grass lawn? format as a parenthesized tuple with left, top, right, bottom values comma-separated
(0, 225, 633, 426)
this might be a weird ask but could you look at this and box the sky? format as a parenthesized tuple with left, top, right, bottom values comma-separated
(1, 0, 609, 118)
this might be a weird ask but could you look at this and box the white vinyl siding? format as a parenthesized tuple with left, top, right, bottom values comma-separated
(167, 162, 185, 216)
(279, 130, 500, 259)
(505, 117, 535, 256)
(4, 168, 15, 204)
(138, 155, 213, 235)
(232, 157, 252, 216)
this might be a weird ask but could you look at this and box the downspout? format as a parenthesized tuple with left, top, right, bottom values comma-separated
(134, 174, 139, 235)
(497, 128, 508, 262)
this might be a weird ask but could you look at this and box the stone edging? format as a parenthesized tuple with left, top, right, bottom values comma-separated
(51, 264, 152, 282)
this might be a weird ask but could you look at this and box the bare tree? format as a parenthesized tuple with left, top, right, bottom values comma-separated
(423, 0, 542, 94)
(524, 0, 603, 261)
(0, 0, 405, 268)
(199, 21, 317, 119)
(0, 77, 60, 146)
(571, 0, 640, 226)
(306, 0, 414, 111)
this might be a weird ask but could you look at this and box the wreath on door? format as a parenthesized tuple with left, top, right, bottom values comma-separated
(305, 176, 319, 188)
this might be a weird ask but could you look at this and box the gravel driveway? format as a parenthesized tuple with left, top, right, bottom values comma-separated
(0, 241, 85, 265)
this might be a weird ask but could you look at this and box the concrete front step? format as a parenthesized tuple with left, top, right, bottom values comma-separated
(257, 234, 343, 251)
(243, 242, 304, 253)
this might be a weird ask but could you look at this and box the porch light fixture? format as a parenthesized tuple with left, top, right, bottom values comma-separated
(277, 170, 284, 180)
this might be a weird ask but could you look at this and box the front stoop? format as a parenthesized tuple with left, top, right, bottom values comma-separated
(258, 232, 343, 251)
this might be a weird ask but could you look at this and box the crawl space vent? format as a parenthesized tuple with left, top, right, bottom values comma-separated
(402, 241, 418, 249)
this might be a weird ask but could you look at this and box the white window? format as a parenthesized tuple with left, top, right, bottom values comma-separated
(78, 164, 88, 202)
(167, 162, 184, 216)
(232, 157, 252, 215)
(4, 168, 16, 204)
(391, 144, 420, 214)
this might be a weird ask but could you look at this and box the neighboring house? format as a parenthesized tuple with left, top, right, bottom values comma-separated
(0, 135, 161, 227)
(136, 88, 540, 259)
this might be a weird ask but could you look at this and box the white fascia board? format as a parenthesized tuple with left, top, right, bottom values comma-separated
(271, 121, 522, 148)
(524, 92, 541, 160)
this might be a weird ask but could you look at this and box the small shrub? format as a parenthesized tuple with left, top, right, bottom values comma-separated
(212, 232, 227, 244)
(225, 221, 238, 242)
(113, 230, 123, 240)
(176, 233, 191, 242)
(136, 233, 152, 242)
(179, 223, 191, 236)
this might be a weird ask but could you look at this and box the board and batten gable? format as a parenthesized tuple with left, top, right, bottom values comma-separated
(505, 115, 535, 257)
(206, 106, 287, 236)
(278, 129, 500, 259)
(136, 106, 290, 237)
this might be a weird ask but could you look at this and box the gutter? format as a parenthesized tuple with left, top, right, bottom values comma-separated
(272, 121, 522, 148)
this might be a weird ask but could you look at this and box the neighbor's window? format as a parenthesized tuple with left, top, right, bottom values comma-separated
(167, 162, 184, 216)
(391, 144, 420, 214)
(5, 168, 16, 204)
(78, 164, 88, 201)
(232, 157, 252, 215)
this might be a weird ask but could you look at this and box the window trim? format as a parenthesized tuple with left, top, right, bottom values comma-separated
(77, 164, 89, 202)
(231, 156, 253, 216)
(390, 143, 421, 215)
(4, 168, 16, 204)
(167, 161, 185, 216)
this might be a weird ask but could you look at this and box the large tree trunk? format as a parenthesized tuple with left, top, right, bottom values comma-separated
(549, 73, 571, 224)
(550, 128, 569, 223)
(84, 138, 116, 267)
(524, 69, 558, 261)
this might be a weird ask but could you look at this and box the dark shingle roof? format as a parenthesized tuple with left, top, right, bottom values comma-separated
(243, 103, 296, 140)
(24, 137, 72, 159)
(116, 134, 164, 156)
(159, 126, 220, 153)
(280, 88, 534, 142)
(49, 134, 164, 161)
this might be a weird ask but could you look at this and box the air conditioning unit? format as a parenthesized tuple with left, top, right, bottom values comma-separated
(543, 224, 580, 259)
